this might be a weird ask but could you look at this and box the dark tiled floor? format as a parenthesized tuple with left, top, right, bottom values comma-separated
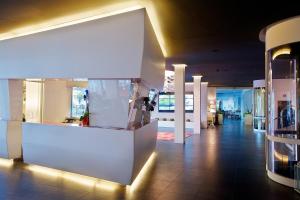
(1, 120, 300, 199)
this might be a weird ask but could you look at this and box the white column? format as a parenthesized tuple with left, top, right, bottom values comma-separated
(0, 79, 23, 159)
(193, 75, 202, 134)
(201, 82, 208, 129)
(173, 64, 187, 143)
(0, 80, 23, 121)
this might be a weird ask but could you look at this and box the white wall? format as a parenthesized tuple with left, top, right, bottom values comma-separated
(22, 120, 157, 185)
(0, 80, 11, 120)
(140, 12, 165, 89)
(0, 80, 23, 121)
(43, 80, 71, 123)
(0, 9, 165, 90)
(0, 10, 142, 79)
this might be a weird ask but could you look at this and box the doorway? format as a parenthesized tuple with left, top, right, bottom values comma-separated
(216, 88, 253, 125)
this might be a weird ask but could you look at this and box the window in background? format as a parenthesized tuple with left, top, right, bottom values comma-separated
(222, 97, 235, 111)
(71, 87, 87, 118)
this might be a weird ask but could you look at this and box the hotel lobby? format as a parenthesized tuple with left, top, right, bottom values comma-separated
(0, 1, 300, 200)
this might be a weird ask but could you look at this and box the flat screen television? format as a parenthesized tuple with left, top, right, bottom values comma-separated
(158, 92, 193, 112)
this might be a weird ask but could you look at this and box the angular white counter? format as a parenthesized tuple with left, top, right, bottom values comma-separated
(22, 120, 157, 185)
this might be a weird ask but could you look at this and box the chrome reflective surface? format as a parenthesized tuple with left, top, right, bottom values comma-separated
(253, 87, 266, 131)
(88, 80, 131, 129)
(267, 140, 298, 179)
(266, 42, 300, 182)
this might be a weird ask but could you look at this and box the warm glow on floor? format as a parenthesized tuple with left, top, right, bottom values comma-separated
(0, 0, 167, 57)
(157, 132, 192, 141)
(26, 165, 121, 191)
(0, 158, 14, 168)
(127, 152, 157, 192)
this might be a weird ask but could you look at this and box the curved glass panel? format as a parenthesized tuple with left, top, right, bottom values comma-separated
(267, 43, 299, 139)
(266, 42, 300, 182)
(253, 87, 265, 131)
(267, 140, 298, 179)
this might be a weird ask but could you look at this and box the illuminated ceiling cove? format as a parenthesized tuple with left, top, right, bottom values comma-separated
(0, 0, 167, 57)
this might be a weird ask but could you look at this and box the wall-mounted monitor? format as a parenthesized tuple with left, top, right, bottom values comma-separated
(158, 92, 193, 113)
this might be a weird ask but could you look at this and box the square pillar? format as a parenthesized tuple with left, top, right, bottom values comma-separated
(193, 75, 202, 134)
(0, 79, 23, 159)
(201, 82, 208, 129)
(173, 64, 187, 143)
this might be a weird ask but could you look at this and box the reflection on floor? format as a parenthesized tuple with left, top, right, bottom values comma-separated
(0, 120, 299, 200)
(157, 127, 192, 141)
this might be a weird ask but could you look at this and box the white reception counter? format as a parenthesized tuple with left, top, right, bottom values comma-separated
(22, 120, 157, 185)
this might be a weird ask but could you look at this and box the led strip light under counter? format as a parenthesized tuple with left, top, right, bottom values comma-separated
(25, 152, 157, 193)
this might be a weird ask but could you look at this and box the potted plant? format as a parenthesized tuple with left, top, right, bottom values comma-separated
(80, 111, 90, 126)
(80, 89, 90, 126)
